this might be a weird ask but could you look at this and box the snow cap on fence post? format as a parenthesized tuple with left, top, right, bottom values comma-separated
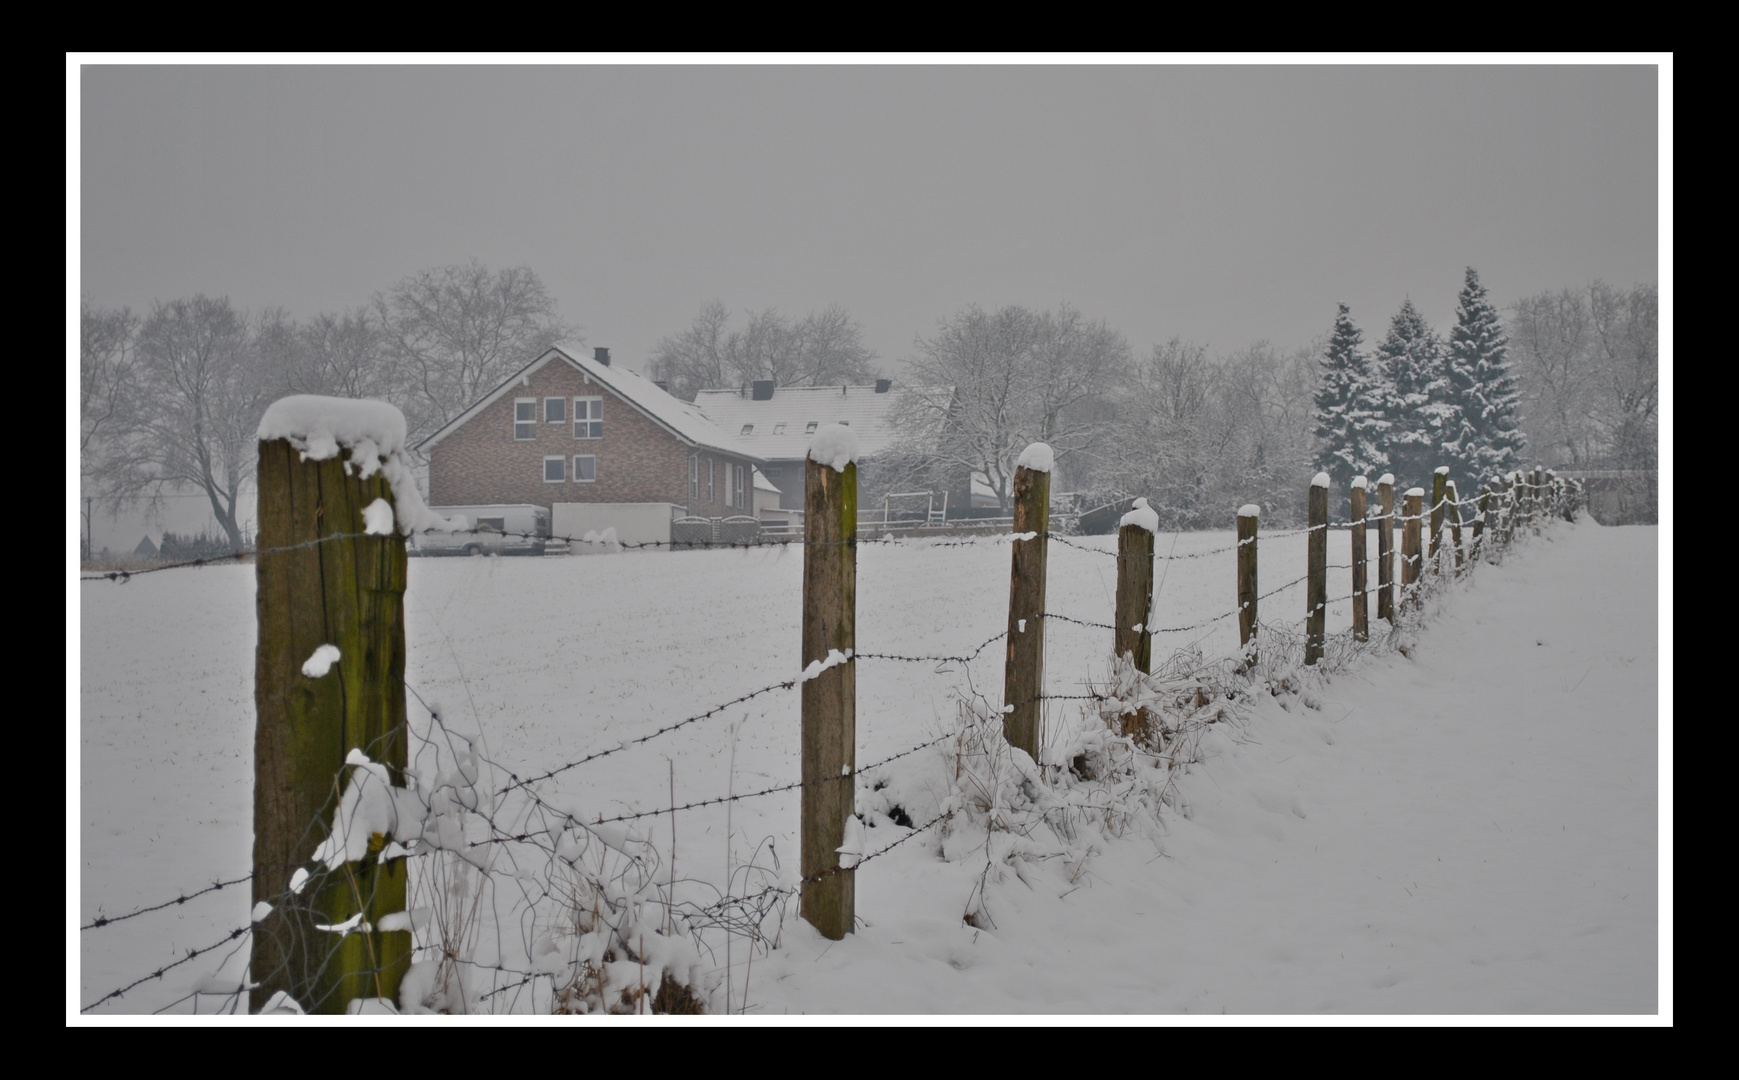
(1016, 442, 1054, 473)
(1351, 475, 1367, 490)
(257, 395, 456, 535)
(1312, 471, 1330, 488)
(1379, 473, 1395, 488)
(1119, 496, 1159, 534)
(808, 422, 860, 473)
(1238, 504, 1260, 519)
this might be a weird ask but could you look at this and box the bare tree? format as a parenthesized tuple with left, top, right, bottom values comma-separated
(90, 295, 271, 550)
(80, 299, 140, 558)
(649, 301, 880, 400)
(80, 299, 140, 457)
(649, 299, 734, 402)
(892, 303, 1128, 512)
(1092, 339, 1319, 529)
(376, 260, 568, 442)
(291, 308, 388, 399)
(1509, 280, 1657, 473)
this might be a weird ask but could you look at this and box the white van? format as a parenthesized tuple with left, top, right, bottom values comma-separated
(411, 505, 550, 557)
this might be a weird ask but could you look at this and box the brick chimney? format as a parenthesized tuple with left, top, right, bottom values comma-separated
(593, 347, 611, 367)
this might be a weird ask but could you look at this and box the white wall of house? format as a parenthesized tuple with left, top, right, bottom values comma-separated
(551, 502, 677, 549)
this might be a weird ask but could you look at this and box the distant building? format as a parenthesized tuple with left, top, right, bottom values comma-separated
(694, 380, 958, 511)
(416, 345, 766, 534)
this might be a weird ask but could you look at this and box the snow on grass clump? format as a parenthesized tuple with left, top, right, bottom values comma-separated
(808, 422, 860, 472)
(257, 395, 460, 536)
(1016, 442, 1054, 473)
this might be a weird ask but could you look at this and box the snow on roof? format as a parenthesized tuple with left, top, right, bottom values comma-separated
(751, 467, 780, 494)
(417, 346, 757, 462)
(693, 383, 950, 461)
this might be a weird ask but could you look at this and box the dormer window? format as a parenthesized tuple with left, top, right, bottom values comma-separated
(773, 422, 787, 435)
(741, 424, 754, 436)
(805, 421, 818, 434)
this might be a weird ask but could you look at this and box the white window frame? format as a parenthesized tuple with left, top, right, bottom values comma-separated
(573, 396, 603, 439)
(689, 455, 699, 501)
(573, 455, 596, 483)
(735, 465, 747, 509)
(543, 456, 566, 483)
(544, 397, 567, 424)
(707, 458, 715, 502)
(515, 398, 537, 440)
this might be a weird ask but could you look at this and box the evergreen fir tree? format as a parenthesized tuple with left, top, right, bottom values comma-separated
(1372, 298, 1453, 491)
(1312, 304, 1386, 487)
(1444, 267, 1525, 480)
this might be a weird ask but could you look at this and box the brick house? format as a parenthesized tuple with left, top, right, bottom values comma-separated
(417, 345, 765, 523)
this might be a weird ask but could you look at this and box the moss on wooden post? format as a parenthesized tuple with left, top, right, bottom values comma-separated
(801, 456, 856, 940)
(1429, 467, 1448, 575)
(1446, 479, 1465, 575)
(1114, 520, 1155, 738)
(1003, 461, 1050, 759)
(1305, 475, 1328, 665)
(1401, 488, 1424, 611)
(1237, 505, 1259, 668)
(1377, 476, 1396, 624)
(252, 437, 409, 1015)
(1350, 479, 1368, 643)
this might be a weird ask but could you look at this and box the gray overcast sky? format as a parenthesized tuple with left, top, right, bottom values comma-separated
(76, 62, 1661, 378)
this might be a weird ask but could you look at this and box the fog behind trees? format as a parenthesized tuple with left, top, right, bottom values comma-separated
(79, 259, 1660, 554)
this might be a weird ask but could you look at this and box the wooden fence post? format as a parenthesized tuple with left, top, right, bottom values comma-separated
(1305, 473, 1328, 665)
(1429, 467, 1448, 575)
(1472, 481, 1491, 562)
(1401, 488, 1424, 610)
(1003, 445, 1051, 760)
(252, 420, 409, 1015)
(1114, 499, 1156, 738)
(1237, 504, 1259, 668)
(1532, 467, 1545, 531)
(1502, 472, 1517, 545)
(1446, 479, 1465, 575)
(801, 442, 857, 940)
(1377, 475, 1396, 624)
(1350, 477, 1368, 643)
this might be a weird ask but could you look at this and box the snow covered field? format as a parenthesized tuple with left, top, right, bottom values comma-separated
(74, 518, 1665, 1019)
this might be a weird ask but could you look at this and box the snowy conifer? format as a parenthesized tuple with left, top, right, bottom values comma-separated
(1444, 267, 1525, 478)
(1312, 304, 1386, 487)
(1372, 298, 1453, 491)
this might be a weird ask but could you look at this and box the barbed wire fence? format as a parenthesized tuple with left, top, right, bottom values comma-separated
(78, 457, 1576, 1015)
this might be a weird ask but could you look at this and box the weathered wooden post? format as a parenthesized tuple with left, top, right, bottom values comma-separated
(1350, 476, 1368, 643)
(1428, 467, 1448, 575)
(1446, 479, 1465, 575)
(1400, 488, 1423, 611)
(1472, 481, 1492, 562)
(801, 425, 858, 940)
(1237, 504, 1259, 669)
(1114, 497, 1157, 738)
(1531, 467, 1545, 531)
(1003, 444, 1052, 759)
(1502, 472, 1518, 545)
(1377, 475, 1396, 624)
(1305, 473, 1328, 665)
(252, 397, 411, 1015)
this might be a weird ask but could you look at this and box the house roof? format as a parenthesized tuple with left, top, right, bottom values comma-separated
(693, 383, 950, 462)
(416, 345, 760, 462)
